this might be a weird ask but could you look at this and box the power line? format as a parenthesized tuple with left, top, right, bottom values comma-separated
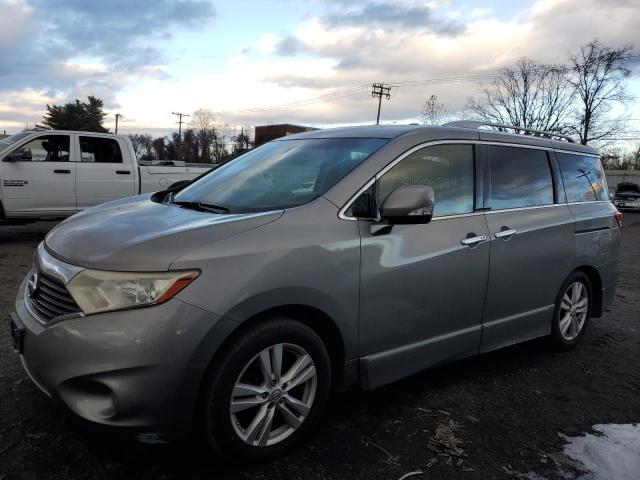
(208, 54, 640, 118)
(212, 85, 370, 116)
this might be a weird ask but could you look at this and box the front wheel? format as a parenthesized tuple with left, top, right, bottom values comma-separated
(550, 271, 592, 349)
(200, 318, 331, 462)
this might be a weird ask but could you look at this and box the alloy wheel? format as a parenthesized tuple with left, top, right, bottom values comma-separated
(559, 281, 589, 341)
(229, 343, 317, 447)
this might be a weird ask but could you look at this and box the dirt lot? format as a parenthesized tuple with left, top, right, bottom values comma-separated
(1, 215, 639, 480)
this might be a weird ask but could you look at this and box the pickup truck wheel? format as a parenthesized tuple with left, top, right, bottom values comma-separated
(200, 318, 331, 463)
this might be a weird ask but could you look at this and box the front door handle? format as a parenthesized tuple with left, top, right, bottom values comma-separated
(116, 170, 131, 175)
(53, 169, 70, 174)
(461, 234, 487, 246)
(495, 228, 517, 239)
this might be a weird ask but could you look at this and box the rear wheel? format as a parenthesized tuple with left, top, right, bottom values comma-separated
(200, 318, 331, 462)
(550, 271, 592, 349)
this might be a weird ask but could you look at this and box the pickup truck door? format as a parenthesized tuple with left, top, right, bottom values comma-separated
(0, 133, 77, 216)
(74, 134, 136, 208)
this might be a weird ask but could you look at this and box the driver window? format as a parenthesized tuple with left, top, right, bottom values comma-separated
(377, 144, 475, 217)
(9, 135, 70, 162)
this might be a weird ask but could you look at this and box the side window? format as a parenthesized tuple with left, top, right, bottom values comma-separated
(79, 137, 123, 163)
(556, 153, 608, 202)
(8, 135, 70, 162)
(488, 146, 553, 210)
(377, 144, 474, 217)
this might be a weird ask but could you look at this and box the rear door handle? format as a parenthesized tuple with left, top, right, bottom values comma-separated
(116, 170, 131, 175)
(495, 228, 517, 239)
(53, 169, 70, 174)
(461, 234, 487, 246)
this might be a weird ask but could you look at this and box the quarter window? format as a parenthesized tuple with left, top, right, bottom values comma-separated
(488, 146, 554, 210)
(8, 135, 70, 162)
(377, 144, 475, 217)
(79, 137, 123, 163)
(556, 153, 608, 202)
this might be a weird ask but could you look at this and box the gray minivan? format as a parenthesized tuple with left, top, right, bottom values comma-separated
(9, 121, 620, 461)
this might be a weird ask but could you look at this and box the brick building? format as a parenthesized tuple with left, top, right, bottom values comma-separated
(254, 124, 318, 146)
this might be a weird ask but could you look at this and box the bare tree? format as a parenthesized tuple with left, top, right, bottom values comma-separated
(466, 58, 574, 132)
(128, 134, 153, 160)
(565, 40, 634, 145)
(232, 126, 252, 154)
(190, 109, 218, 162)
(420, 94, 450, 125)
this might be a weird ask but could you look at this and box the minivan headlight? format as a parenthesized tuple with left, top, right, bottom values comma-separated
(66, 270, 199, 315)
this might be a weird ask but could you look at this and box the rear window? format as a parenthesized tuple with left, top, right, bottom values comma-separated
(557, 153, 608, 202)
(488, 146, 554, 210)
(79, 137, 123, 163)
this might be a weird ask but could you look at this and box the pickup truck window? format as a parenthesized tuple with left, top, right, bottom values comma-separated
(8, 135, 70, 162)
(80, 137, 123, 163)
(173, 138, 388, 213)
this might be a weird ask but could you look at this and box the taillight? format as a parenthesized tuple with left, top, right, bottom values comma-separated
(614, 210, 623, 228)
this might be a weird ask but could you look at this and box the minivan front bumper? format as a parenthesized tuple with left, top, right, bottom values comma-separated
(12, 272, 237, 435)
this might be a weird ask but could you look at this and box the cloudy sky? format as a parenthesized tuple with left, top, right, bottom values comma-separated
(0, 0, 639, 142)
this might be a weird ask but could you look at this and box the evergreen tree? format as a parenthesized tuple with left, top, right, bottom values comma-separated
(42, 96, 109, 132)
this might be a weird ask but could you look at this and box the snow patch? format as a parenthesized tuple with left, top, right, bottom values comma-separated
(563, 424, 640, 480)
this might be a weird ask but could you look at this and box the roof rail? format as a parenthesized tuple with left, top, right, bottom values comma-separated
(444, 120, 575, 143)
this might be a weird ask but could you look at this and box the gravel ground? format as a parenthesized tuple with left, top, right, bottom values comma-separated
(1, 215, 639, 480)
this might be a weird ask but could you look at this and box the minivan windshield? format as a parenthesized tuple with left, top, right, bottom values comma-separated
(173, 138, 388, 213)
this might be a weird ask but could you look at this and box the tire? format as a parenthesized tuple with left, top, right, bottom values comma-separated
(550, 271, 593, 350)
(200, 317, 332, 462)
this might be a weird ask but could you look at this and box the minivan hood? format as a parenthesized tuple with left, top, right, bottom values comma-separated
(45, 195, 283, 271)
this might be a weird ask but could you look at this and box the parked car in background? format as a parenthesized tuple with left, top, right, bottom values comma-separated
(10, 122, 620, 462)
(612, 182, 640, 211)
(0, 130, 212, 223)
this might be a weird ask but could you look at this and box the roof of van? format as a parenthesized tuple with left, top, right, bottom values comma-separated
(282, 124, 599, 155)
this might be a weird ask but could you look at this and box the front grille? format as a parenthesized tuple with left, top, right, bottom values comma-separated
(29, 272, 81, 322)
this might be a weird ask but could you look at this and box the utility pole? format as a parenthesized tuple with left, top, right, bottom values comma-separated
(171, 112, 189, 160)
(114, 113, 123, 134)
(171, 111, 189, 140)
(371, 83, 392, 125)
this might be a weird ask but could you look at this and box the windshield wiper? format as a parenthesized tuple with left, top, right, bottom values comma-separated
(171, 200, 230, 214)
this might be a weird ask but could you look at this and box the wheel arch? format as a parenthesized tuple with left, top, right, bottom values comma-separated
(220, 305, 345, 388)
(193, 304, 346, 421)
(574, 265, 603, 317)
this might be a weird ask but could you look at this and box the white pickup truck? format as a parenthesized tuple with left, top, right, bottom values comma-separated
(0, 130, 212, 223)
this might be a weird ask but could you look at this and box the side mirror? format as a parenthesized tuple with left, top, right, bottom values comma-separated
(380, 185, 435, 224)
(4, 148, 31, 162)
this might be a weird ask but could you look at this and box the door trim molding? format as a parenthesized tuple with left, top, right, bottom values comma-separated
(359, 324, 482, 390)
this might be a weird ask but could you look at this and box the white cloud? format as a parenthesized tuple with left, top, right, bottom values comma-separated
(1, 0, 638, 135)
